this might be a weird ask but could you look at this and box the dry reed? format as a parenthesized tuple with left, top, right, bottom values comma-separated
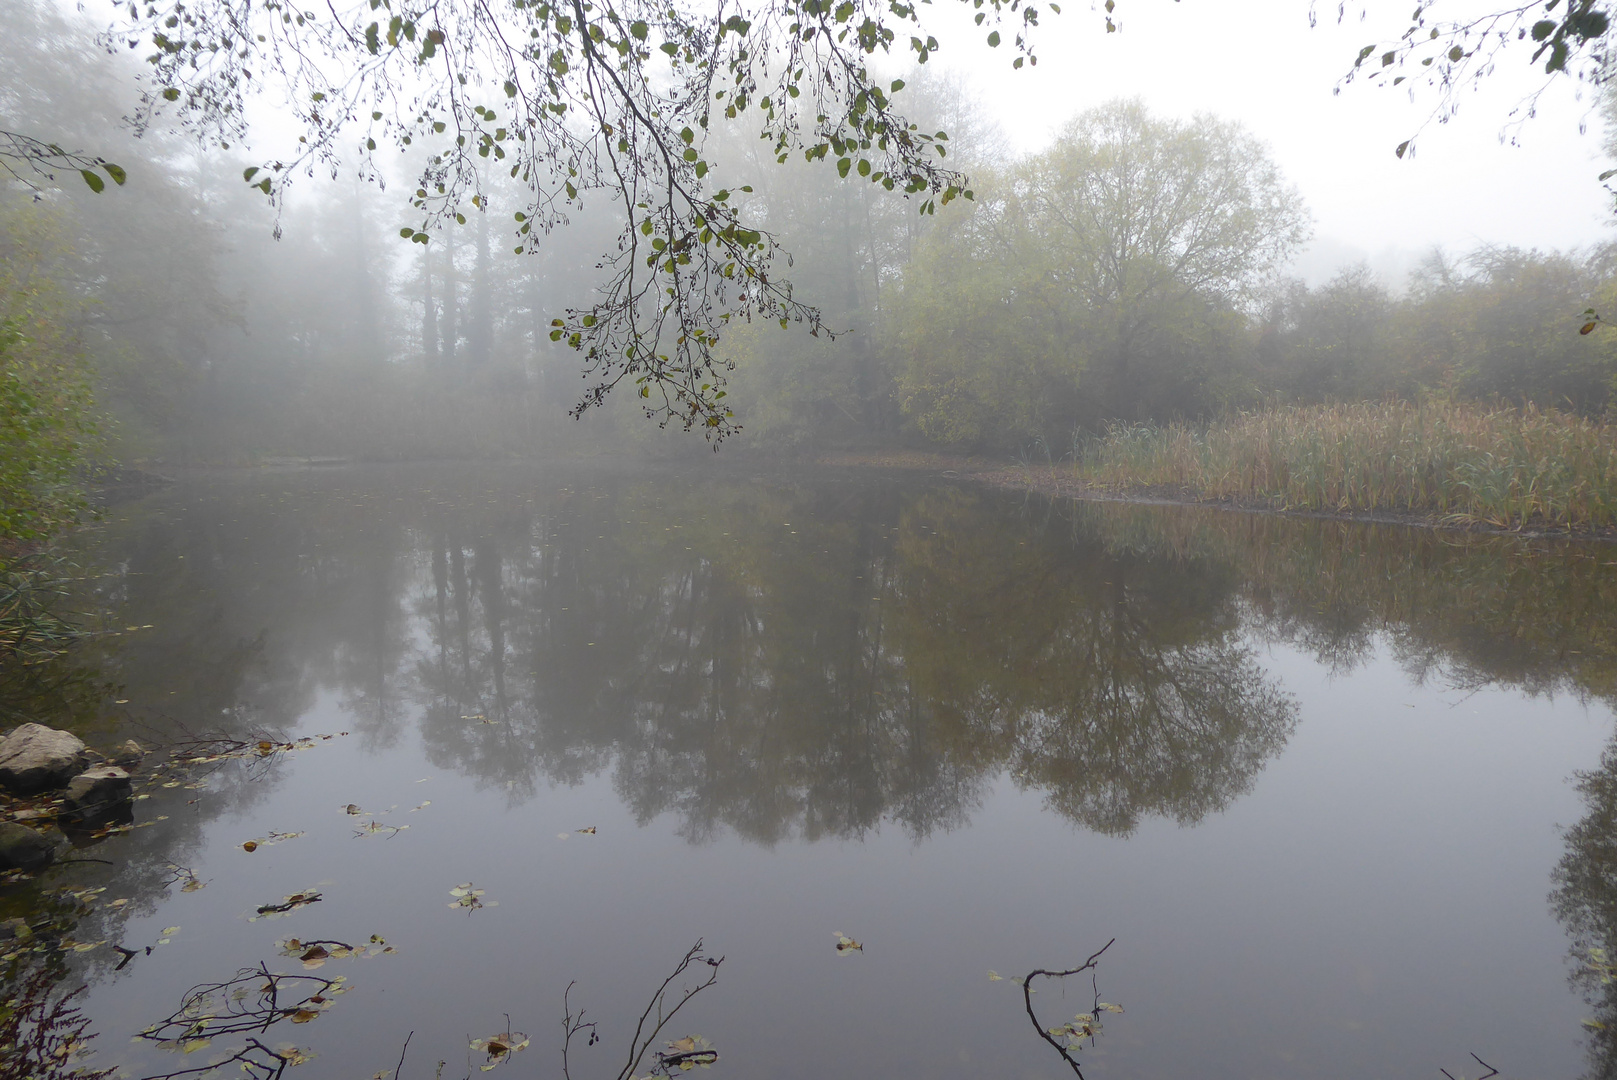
(1076, 401, 1617, 531)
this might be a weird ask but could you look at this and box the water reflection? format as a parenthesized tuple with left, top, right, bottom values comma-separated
(36, 466, 1617, 846)
(1554, 737, 1617, 1078)
(3, 465, 1617, 1076)
(326, 480, 1302, 842)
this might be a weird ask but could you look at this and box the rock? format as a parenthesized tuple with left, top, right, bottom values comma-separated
(60, 766, 133, 830)
(110, 739, 146, 769)
(0, 724, 88, 795)
(0, 823, 58, 872)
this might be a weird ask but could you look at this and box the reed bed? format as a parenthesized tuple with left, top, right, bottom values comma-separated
(1076, 401, 1617, 531)
(0, 551, 80, 665)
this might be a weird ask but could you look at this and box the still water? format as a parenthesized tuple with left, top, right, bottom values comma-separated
(6, 462, 1616, 1080)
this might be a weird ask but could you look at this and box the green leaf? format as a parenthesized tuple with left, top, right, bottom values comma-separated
(103, 163, 127, 186)
(987, 30, 1000, 46)
(79, 170, 105, 193)
(837, 156, 852, 178)
(243, 166, 259, 182)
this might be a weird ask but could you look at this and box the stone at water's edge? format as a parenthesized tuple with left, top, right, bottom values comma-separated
(60, 766, 133, 831)
(110, 739, 145, 770)
(0, 822, 59, 872)
(0, 724, 88, 795)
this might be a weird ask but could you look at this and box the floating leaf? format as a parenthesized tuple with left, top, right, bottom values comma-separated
(250, 889, 324, 921)
(449, 882, 496, 913)
(576, 826, 596, 834)
(471, 1030, 530, 1070)
(658, 1034, 718, 1071)
(833, 931, 863, 954)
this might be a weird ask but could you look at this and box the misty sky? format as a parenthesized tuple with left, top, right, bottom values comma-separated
(920, 0, 1612, 281)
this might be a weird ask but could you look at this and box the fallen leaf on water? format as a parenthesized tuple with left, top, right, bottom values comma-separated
(657, 1034, 718, 1071)
(470, 1030, 530, 1071)
(987, 971, 1003, 981)
(241, 830, 306, 853)
(833, 931, 863, 954)
(249, 890, 324, 921)
(275, 1045, 314, 1066)
(576, 826, 596, 835)
(449, 882, 497, 913)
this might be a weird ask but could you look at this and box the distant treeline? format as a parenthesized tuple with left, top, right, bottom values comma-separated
(2, 2, 1616, 496)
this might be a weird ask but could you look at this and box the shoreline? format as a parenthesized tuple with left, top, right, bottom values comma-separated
(814, 450, 1617, 544)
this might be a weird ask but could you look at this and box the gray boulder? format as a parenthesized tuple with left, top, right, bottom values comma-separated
(0, 724, 88, 795)
(0, 823, 58, 872)
(60, 766, 133, 830)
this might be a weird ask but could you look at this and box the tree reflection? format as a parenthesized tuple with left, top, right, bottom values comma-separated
(1552, 738, 1617, 1078)
(32, 465, 1617, 852)
(388, 478, 1298, 842)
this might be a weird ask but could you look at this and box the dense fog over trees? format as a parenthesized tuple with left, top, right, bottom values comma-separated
(2, 0, 1616, 483)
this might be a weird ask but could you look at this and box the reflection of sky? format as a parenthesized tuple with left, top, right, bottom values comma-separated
(42, 465, 1616, 1079)
(83, 638, 1609, 1076)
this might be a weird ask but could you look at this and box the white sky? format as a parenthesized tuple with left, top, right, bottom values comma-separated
(920, 0, 1613, 282)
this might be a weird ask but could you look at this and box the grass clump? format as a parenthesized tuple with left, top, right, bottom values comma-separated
(1076, 401, 1617, 531)
(0, 552, 79, 665)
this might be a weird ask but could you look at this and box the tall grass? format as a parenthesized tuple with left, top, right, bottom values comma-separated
(1075, 401, 1617, 530)
(0, 550, 80, 665)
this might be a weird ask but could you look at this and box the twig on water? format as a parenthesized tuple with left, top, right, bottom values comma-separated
(1440, 1052, 1500, 1080)
(561, 939, 723, 1080)
(1018, 938, 1117, 1080)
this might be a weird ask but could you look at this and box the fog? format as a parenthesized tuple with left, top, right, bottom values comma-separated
(3, 0, 1614, 464)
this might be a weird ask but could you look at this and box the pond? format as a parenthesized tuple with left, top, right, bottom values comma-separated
(3, 461, 1615, 1080)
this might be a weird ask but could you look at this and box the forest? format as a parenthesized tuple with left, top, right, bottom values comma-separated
(3, 0, 1616, 531)
(7, 1, 1617, 1077)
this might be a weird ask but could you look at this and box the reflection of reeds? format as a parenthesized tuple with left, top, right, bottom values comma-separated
(1076, 402, 1617, 530)
(0, 967, 113, 1080)
(0, 550, 79, 665)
